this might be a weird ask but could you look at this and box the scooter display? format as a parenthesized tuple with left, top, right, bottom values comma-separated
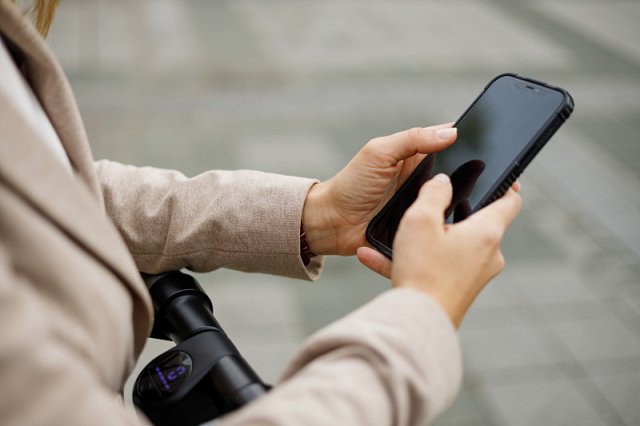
(132, 271, 269, 426)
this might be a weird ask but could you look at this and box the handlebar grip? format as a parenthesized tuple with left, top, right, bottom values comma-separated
(134, 271, 269, 425)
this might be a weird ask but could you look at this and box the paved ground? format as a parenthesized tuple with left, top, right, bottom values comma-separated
(48, 1, 640, 425)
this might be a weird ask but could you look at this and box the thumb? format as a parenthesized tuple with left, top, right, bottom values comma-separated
(406, 174, 453, 227)
(370, 124, 456, 163)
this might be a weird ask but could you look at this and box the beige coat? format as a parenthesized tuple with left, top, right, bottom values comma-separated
(0, 1, 461, 425)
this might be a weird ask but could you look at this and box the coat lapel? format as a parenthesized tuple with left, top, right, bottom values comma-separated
(0, 0, 100, 197)
(0, 1, 151, 355)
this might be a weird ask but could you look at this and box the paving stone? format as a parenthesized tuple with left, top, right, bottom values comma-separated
(593, 372, 640, 425)
(512, 264, 599, 305)
(532, 129, 640, 259)
(589, 371, 640, 426)
(460, 325, 556, 373)
(234, 1, 573, 72)
(536, 301, 615, 324)
(484, 378, 607, 426)
(293, 256, 390, 335)
(532, 1, 640, 67)
(432, 388, 496, 426)
(552, 317, 640, 362)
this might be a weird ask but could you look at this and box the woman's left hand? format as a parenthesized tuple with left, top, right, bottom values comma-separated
(302, 123, 457, 256)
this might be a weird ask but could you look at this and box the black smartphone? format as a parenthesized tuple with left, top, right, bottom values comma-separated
(366, 73, 574, 258)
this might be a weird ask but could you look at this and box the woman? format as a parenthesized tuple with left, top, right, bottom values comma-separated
(0, 1, 521, 425)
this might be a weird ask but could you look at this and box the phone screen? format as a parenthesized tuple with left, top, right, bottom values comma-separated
(367, 75, 567, 254)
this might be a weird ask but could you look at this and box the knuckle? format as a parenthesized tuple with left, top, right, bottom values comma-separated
(402, 204, 435, 228)
(368, 135, 384, 145)
(402, 205, 424, 226)
(481, 226, 504, 246)
(361, 138, 386, 158)
(406, 127, 425, 142)
(410, 207, 441, 229)
(365, 137, 383, 151)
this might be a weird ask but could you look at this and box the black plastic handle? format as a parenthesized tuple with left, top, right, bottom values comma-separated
(133, 272, 269, 426)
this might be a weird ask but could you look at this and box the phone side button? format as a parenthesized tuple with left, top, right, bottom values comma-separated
(514, 162, 524, 178)
(519, 145, 543, 169)
(497, 165, 521, 200)
(512, 163, 524, 186)
(488, 164, 523, 206)
(507, 164, 522, 189)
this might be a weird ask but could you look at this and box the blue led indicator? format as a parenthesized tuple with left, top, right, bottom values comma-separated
(167, 366, 186, 381)
(155, 366, 170, 391)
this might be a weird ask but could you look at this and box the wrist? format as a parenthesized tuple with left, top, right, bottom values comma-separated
(301, 181, 339, 256)
(395, 280, 464, 328)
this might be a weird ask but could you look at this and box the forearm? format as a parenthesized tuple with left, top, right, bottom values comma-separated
(95, 160, 323, 279)
(219, 288, 462, 426)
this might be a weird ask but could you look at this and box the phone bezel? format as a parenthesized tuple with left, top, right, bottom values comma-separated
(366, 73, 574, 259)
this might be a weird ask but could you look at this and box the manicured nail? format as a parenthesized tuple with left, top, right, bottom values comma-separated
(431, 173, 450, 184)
(436, 127, 457, 140)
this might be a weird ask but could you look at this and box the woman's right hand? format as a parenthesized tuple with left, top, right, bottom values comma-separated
(357, 174, 522, 328)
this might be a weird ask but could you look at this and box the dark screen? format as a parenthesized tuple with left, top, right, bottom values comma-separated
(137, 351, 192, 400)
(368, 75, 564, 253)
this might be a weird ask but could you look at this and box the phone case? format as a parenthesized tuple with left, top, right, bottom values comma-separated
(478, 74, 574, 205)
(366, 73, 574, 259)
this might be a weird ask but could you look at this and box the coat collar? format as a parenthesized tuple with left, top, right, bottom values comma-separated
(0, 0, 151, 356)
(0, 0, 100, 197)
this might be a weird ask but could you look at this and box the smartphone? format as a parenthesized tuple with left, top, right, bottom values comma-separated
(366, 73, 574, 258)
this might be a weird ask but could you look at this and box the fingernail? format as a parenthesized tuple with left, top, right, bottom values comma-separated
(431, 173, 450, 184)
(436, 127, 457, 140)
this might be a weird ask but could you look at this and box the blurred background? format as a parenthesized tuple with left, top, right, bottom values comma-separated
(47, 1, 640, 425)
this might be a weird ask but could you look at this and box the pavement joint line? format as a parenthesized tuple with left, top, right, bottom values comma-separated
(487, 0, 640, 78)
(518, 293, 630, 425)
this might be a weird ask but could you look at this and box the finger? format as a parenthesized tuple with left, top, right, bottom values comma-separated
(357, 247, 392, 279)
(398, 152, 427, 184)
(471, 188, 522, 230)
(512, 181, 521, 192)
(372, 123, 456, 163)
(405, 174, 453, 226)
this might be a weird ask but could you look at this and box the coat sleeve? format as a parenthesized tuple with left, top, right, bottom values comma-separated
(219, 288, 463, 426)
(94, 160, 323, 280)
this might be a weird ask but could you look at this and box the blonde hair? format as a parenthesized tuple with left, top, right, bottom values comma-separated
(12, 0, 60, 37)
(32, 0, 60, 37)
